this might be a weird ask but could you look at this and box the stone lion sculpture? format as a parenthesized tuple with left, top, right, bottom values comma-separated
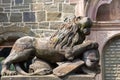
(1, 16, 100, 76)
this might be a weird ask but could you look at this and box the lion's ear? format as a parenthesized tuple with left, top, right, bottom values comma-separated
(85, 18, 93, 28)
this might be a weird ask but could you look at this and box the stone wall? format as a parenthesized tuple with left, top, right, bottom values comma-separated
(0, 0, 77, 37)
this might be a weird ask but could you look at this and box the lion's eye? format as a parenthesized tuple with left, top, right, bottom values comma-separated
(90, 60, 96, 62)
(89, 54, 95, 57)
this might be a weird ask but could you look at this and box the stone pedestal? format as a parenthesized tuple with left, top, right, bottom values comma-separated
(1, 74, 95, 80)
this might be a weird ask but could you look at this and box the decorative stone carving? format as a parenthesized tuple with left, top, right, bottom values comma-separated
(1, 16, 100, 78)
(86, 0, 112, 20)
(75, 0, 113, 20)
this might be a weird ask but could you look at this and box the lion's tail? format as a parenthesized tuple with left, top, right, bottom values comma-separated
(15, 63, 30, 75)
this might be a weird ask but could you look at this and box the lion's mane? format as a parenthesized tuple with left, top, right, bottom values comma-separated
(48, 16, 92, 50)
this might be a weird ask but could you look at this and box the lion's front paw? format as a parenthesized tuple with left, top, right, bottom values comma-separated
(1, 70, 17, 76)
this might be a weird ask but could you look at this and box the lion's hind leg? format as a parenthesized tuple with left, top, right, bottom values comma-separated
(1, 52, 18, 76)
(1, 48, 35, 76)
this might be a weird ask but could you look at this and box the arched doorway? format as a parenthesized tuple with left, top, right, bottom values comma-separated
(103, 36, 120, 80)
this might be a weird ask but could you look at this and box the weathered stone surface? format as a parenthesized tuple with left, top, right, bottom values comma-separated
(59, 3, 62, 12)
(96, 0, 120, 21)
(5, 7, 10, 10)
(62, 13, 74, 20)
(50, 22, 63, 29)
(45, 0, 53, 2)
(45, 4, 59, 12)
(11, 9, 20, 13)
(53, 60, 84, 77)
(69, 0, 79, 4)
(24, 0, 35, 4)
(4, 10, 10, 12)
(43, 32, 53, 37)
(36, 0, 44, 3)
(23, 12, 35, 22)
(62, 4, 75, 13)
(35, 29, 56, 37)
(36, 0, 53, 4)
(0, 4, 11, 8)
(31, 3, 44, 11)
(20, 9, 30, 12)
(37, 11, 46, 22)
(2, 0, 11, 3)
(35, 29, 56, 34)
(44, 0, 53, 4)
(54, 0, 64, 3)
(47, 12, 61, 21)
(2, 23, 13, 26)
(3, 23, 24, 27)
(65, 0, 69, 3)
(10, 13, 22, 22)
(1, 75, 94, 80)
(0, 0, 77, 30)
(66, 75, 95, 80)
(0, 26, 31, 34)
(0, 8, 3, 12)
(54, 0, 69, 3)
(15, 0, 23, 4)
(1, 75, 61, 80)
(0, 13, 8, 22)
(39, 22, 49, 29)
(25, 23, 38, 29)
(11, 5, 29, 9)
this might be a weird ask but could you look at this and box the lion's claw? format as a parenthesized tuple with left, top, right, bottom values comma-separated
(1, 70, 17, 76)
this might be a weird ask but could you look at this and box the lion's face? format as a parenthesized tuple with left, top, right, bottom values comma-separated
(75, 17, 92, 35)
(83, 49, 99, 68)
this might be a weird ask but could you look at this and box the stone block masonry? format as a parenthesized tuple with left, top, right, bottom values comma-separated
(0, 0, 78, 37)
(10, 13, 22, 22)
(23, 12, 35, 22)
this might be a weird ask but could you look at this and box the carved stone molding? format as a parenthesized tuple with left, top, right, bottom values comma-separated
(75, 0, 112, 21)
(86, 0, 112, 21)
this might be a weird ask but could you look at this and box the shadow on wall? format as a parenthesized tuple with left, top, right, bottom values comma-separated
(0, 47, 12, 58)
(0, 47, 14, 74)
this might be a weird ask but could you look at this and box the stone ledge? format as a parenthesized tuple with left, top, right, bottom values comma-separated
(1, 74, 95, 80)
(66, 75, 95, 80)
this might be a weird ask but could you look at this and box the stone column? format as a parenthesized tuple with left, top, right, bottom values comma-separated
(75, 0, 85, 17)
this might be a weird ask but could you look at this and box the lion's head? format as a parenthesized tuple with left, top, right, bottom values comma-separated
(74, 16, 92, 35)
(49, 16, 93, 50)
(83, 49, 100, 68)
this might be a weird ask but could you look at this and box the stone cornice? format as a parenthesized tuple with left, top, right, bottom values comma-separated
(92, 21, 120, 31)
